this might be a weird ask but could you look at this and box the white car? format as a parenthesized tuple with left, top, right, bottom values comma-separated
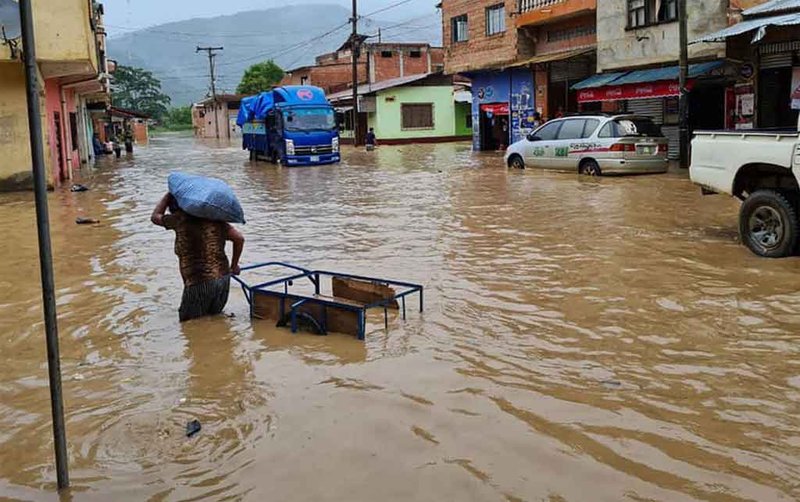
(504, 114, 670, 175)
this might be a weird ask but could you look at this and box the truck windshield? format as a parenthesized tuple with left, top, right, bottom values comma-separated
(283, 108, 335, 132)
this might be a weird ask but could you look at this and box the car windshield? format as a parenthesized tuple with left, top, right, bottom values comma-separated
(283, 108, 336, 132)
(613, 118, 663, 137)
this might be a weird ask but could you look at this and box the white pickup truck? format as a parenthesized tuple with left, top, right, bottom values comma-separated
(690, 119, 800, 258)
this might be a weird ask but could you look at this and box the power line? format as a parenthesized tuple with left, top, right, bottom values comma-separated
(362, 0, 415, 18)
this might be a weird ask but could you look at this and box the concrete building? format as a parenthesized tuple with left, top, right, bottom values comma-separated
(695, 0, 800, 130)
(193, 94, 244, 140)
(0, 0, 110, 191)
(328, 73, 472, 144)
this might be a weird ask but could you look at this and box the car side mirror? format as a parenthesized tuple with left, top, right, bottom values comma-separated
(527, 134, 541, 142)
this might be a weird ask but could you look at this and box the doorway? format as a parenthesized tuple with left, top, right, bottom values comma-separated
(759, 68, 799, 129)
(689, 84, 726, 131)
(53, 112, 65, 181)
(479, 108, 509, 151)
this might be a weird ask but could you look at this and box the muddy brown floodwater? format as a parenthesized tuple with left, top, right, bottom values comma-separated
(1, 134, 800, 501)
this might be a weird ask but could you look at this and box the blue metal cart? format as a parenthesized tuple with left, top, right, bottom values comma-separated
(232, 262, 424, 341)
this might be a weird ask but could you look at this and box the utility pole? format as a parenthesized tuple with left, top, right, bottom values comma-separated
(18, 0, 69, 490)
(678, 0, 689, 169)
(351, 0, 360, 146)
(197, 46, 224, 139)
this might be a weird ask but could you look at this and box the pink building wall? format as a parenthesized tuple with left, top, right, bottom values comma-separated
(44, 79, 79, 185)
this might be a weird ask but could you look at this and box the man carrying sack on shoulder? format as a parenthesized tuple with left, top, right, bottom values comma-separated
(151, 173, 246, 322)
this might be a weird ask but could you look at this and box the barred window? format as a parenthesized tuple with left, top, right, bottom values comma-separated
(628, 0, 647, 28)
(402, 104, 434, 129)
(485, 4, 505, 36)
(451, 14, 468, 43)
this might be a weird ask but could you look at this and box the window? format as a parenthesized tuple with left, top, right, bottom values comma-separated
(409, 50, 421, 58)
(628, 0, 647, 28)
(451, 14, 468, 43)
(534, 121, 562, 140)
(485, 4, 505, 36)
(658, 0, 677, 22)
(598, 122, 613, 138)
(599, 118, 663, 138)
(402, 104, 434, 129)
(381, 50, 393, 58)
(583, 119, 601, 137)
(557, 119, 586, 140)
(628, 0, 677, 28)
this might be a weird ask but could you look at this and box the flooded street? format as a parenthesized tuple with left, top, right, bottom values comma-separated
(2, 134, 800, 501)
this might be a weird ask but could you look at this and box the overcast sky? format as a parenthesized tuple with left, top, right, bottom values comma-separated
(103, 0, 435, 34)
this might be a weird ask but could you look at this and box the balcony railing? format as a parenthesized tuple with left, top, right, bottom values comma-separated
(519, 0, 564, 13)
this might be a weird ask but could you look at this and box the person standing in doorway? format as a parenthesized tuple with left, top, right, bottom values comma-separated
(151, 193, 245, 322)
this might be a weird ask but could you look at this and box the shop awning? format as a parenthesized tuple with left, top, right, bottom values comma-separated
(572, 61, 727, 102)
(480, 103, 509, 114)
(508, 47, 595, 69)
(692, 12, 800, 43)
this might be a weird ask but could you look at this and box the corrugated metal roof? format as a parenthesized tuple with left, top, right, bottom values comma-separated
(744, 0, 800, 16)
(507, 47, 595, 69)
(571, 61, 726, 90)
(571, 72, 628, 90)
(327, 73, 438, 102)
(693, 11, 800, 42)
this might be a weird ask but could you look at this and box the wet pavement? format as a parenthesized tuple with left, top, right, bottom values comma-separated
(1, 134, 800, 501)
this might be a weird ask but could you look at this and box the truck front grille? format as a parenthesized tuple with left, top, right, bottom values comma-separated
(294, 145, 333, 155)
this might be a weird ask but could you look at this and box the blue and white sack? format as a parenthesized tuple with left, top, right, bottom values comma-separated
(168, 172, 246, 224)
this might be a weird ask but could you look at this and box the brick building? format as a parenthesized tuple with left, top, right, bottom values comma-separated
(281, 36, 444, 94)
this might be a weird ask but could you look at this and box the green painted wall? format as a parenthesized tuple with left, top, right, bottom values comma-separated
(367, 85, 471, 141)
(454, 102, 472, 137)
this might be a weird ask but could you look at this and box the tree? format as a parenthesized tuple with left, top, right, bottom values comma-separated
(112, 65, 171, 120)
(160, 106, 194, 131)
(236, 60, 284, 95)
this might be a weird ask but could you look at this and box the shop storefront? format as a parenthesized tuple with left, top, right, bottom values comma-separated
(572, 61, 730, 159)
(469, 68, 535, 151)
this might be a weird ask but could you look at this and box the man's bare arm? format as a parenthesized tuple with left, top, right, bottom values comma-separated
(151, 193, 173, 227)
(226, 225, 245, 275)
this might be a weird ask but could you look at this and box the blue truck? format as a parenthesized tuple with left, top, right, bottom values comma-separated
(236, 86, 340, 166)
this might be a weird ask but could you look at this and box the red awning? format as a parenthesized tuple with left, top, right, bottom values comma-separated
(480, 103, 510, 115)
(577, 80, 696, 103)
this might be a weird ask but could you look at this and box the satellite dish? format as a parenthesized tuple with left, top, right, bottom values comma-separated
(0, 0, 21, 40)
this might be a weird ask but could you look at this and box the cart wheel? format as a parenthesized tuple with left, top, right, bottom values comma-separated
(278, 311, 326, 335)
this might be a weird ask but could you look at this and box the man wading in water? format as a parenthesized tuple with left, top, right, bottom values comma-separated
(151, 193, 245, 321)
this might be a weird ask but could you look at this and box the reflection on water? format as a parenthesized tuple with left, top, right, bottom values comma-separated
(1, 135, 799, 501)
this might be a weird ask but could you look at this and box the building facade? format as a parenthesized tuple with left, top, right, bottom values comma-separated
(193, 95, 244, 140)
(0, 0, 109, 191)
(327, 73, 472, 144)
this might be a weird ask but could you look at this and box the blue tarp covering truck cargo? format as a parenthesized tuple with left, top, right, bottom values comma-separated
(237, 86, 340, 166)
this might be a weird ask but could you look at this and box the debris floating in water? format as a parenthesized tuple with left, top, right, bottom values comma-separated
(75, 217, 100, 225)
(186, 419, 202, 437)
(70, 184, 89, 192)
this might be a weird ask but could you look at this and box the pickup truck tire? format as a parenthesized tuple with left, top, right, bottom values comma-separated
(739, 190, 799, 258)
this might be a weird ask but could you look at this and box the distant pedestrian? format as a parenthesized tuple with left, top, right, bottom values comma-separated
(151, 193, 245, 322)
(365, 128, 377, 151)
(532, 112, 542, 128)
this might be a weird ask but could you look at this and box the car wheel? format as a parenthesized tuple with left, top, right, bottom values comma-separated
(508, 154, 525, 170)
(739, 189, 799, 258)
(580, 159, 601, 176)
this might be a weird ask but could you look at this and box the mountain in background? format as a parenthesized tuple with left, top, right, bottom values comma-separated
(107, 4, 443, 106)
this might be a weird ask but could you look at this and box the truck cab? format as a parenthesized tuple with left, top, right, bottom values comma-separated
(238, 86, 340, 166)
(690, 115, 800, 258)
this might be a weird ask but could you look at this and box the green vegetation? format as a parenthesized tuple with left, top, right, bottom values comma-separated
(155, 106, 194, 132)
(236, 60, 284, 95)
(112, 65, 172, 120)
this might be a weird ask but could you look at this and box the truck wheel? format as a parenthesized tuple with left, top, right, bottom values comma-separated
(508, 154, 525, 170)
(739, 189, 799, 258)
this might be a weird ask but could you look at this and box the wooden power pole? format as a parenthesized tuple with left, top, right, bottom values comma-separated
(351, 0, 360, 146)
(197, 46, 224, 139)
(678, 0, 689, 168)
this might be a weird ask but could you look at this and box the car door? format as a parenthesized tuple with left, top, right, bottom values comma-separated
(552, 119, 587, 170)
(524, 120, 562, 169)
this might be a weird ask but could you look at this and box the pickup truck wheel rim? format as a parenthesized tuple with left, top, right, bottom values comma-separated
(749, 206, 784, 250)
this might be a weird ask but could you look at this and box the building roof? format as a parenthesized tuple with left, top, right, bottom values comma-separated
(693, 11, 800, 43)
(744, 0, 800, 16)
(196, 94, 246, 106)
(110, 106, 150, 119)
(571, 61, 727, 89)
(327, 73, 441, 102)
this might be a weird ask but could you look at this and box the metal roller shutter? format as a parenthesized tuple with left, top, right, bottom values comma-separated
(550, 59, 592, 83)
(760, 52, 793, 69)
(626, 98, 664, 123)
(662, 126, 680, 160)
